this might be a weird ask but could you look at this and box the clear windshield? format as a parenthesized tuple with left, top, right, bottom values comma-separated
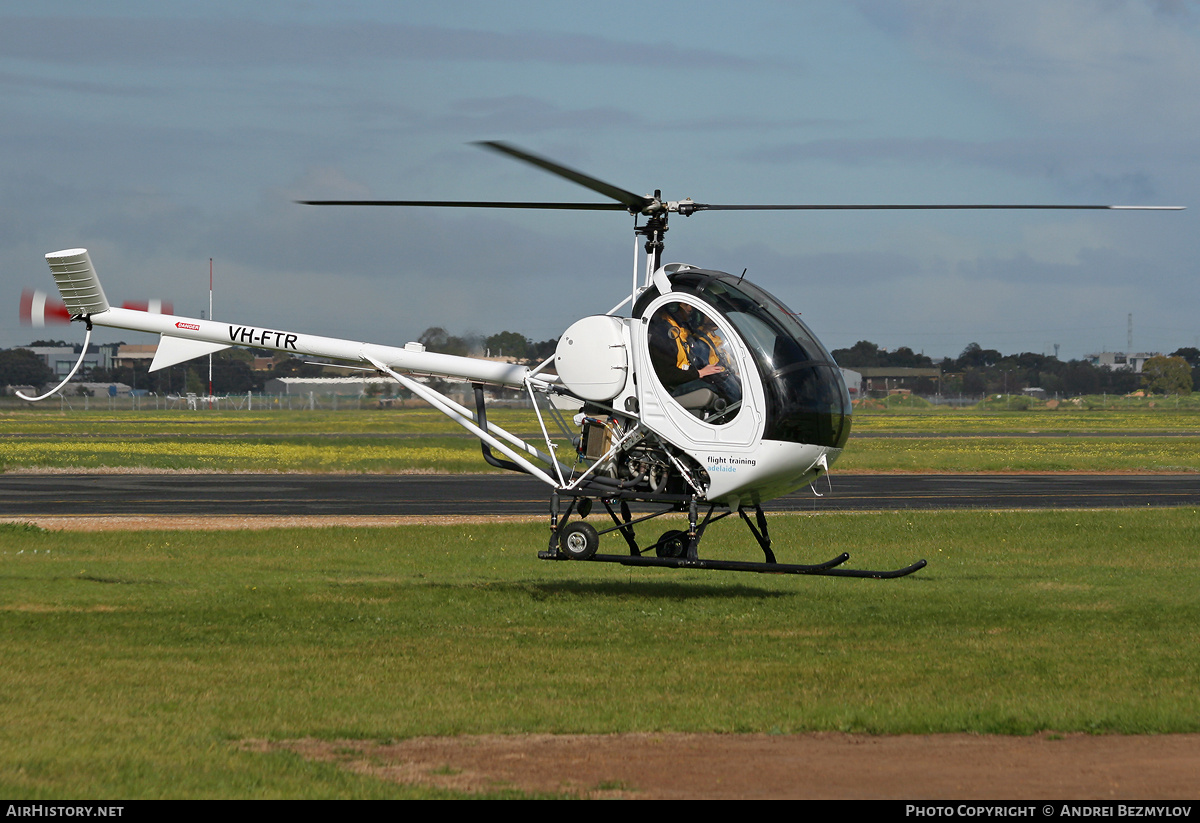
(646, 300, 743, 423)
(665, 270, 851, 448)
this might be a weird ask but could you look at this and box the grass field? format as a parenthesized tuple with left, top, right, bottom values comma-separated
(4, 407, 1200, 473)
(3, 405, 1198, 797)
(2, 509, 1198, 798)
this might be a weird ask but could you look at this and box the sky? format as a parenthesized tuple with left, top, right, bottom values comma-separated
(1, 1, 1196, 363)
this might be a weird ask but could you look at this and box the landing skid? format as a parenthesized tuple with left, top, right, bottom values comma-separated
(538, 550, 926, 578)
(543, 492, 926, 579)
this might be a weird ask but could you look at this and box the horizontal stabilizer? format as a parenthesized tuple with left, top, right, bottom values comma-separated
(150, 334, 231, 372)
(45, 249, 110, 316)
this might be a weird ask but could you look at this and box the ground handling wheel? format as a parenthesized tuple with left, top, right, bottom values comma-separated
(655, 529, 687, 558)
(560, 521, 599, 560)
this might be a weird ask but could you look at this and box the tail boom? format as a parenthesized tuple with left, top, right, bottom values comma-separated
(42, 248, 532, 387)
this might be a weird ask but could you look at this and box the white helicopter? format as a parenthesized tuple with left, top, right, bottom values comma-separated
(24, 142, 1183, 578)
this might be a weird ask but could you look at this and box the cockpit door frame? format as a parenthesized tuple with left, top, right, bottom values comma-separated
(631, 291, 765, 451)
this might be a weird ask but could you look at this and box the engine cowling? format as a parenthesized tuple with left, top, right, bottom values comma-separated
(554, 315, 629, 402)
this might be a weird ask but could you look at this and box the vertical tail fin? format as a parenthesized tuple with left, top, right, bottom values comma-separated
(45, 248, 110, 317)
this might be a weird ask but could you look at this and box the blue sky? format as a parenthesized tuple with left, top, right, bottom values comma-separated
(2, 1, 1195, 362)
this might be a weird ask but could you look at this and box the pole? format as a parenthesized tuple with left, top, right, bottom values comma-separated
(208, 258, 214, 407)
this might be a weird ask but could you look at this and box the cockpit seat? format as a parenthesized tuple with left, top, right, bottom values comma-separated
(673, 387, 729, 417)
(672, 387, 715, 410)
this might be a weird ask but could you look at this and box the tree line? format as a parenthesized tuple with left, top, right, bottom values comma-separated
(6, 334, 1193, 397)
(830, 341, 1197, 397)
(414, 327, 558, 363)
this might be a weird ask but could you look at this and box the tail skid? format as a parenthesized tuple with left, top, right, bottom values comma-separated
(15, 323, 95, 402)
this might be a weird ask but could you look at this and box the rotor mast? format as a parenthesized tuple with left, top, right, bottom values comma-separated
(635, 193, 668, 289)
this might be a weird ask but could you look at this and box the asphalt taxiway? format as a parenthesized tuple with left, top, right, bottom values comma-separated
(2, 473, 1198, 518)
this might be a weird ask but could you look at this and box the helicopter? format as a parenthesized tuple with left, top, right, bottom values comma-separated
(24, 141, 1183, 578)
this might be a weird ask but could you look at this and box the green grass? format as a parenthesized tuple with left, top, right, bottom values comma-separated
(0, 409, 560, 473)
(0, 435, 507, 473)
(852, 409, 1200, 434)
(837, 436, 1200, 472)
(0, 407, 542, 436)
(5, 407, 1200, 473)
(7, 432, 1199, 473)
(2, 509, 1198, 797)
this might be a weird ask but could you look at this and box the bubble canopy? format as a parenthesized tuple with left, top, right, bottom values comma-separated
(637, 269, 852, 449)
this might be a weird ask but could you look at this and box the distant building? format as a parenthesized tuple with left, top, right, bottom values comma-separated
(839, 368, 862, 399)
(855, 366, 942, 397)
(114, 344, 157, 369)
(76, 382, 134, 397)
(1084, 352, 1159, 373)
(25, 344, 117, 376)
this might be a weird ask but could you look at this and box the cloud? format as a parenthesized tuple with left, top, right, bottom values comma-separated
(0, 15, 757, 71)
(0, 70, 156, 98)
(433, 96, 644, 135)
(743, 137, 1172, 202)
(853, 0, 1200, 133)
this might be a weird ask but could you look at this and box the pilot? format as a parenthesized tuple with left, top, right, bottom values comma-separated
(649, 301, 742, 408)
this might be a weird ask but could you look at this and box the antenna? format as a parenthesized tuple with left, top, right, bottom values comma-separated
(209, 259, 214, 405)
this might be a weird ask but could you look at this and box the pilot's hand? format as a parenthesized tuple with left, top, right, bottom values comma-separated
(699, 364, 724, 377)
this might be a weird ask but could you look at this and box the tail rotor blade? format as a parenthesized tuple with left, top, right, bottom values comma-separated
(19, 289, 71, 327)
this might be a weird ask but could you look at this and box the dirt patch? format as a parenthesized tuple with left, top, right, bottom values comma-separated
(246, 732, 1200, 799)
(2, 515, 542, 532)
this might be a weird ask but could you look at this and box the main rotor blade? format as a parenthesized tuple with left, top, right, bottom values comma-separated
(475, 141, 655, 214)
(298, 199, 627, 210)
(689, 203, 1184, 211)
